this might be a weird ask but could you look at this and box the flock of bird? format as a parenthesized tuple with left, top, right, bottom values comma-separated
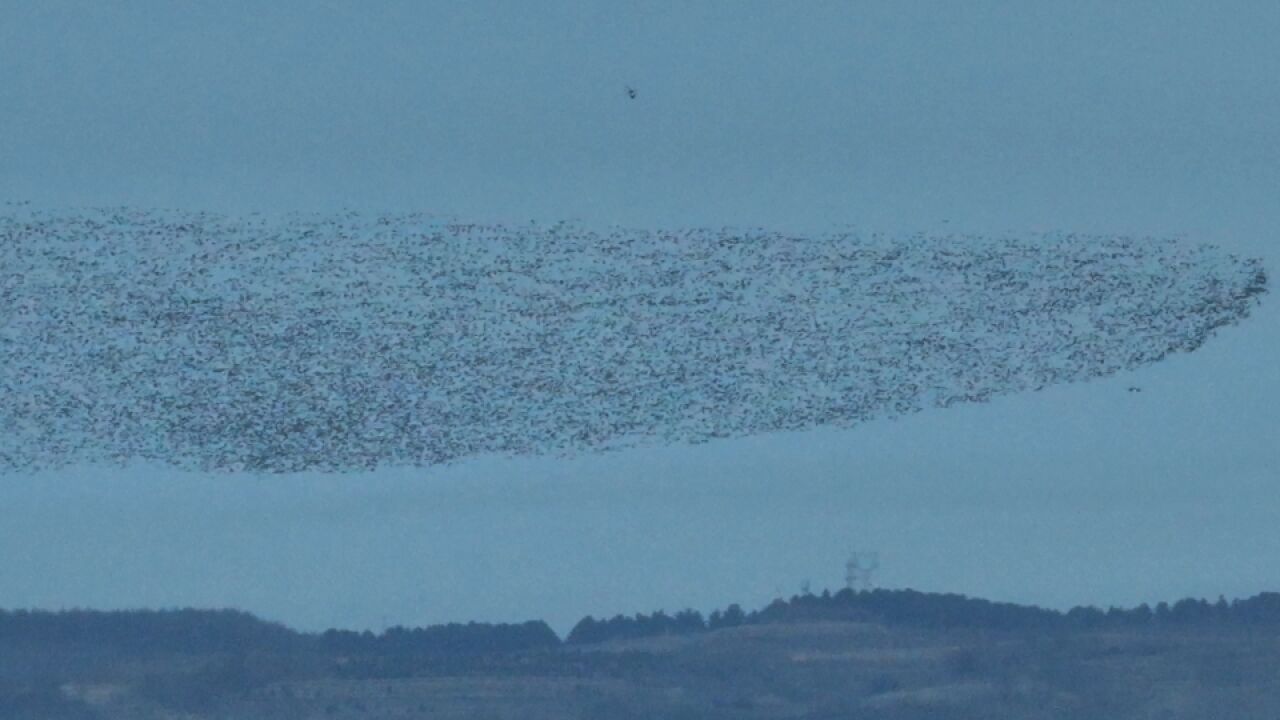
(0, 205, 1267, 474)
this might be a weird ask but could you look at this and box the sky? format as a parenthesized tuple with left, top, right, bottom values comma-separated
(1, 1, 1278, 635)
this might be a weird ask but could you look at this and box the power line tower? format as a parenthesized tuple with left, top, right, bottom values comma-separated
(845, 551, 879, 592)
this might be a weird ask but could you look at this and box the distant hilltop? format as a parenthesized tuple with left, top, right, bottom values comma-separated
(0, 206, 1267, 473)
(6, 588, 1280, 651)
(7, 589, 1280, 719)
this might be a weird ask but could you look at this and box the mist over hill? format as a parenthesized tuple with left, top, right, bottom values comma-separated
(0, 205, 1266, 473)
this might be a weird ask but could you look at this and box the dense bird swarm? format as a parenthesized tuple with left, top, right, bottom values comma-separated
(0, 206, 1267, 473)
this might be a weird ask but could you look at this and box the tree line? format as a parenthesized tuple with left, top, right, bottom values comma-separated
(5, 589, 1280, 655)
(320, 620, 559, 655)
(0, 608, 557, 657)
(566, 589, 1280, 644)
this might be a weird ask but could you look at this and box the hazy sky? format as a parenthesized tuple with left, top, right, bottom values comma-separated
(2, 1, 1277, 634)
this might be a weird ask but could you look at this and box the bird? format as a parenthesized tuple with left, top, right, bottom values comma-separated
(625, 85, 637, 100)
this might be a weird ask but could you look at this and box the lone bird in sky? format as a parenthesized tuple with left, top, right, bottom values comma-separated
(625, 85, 637, 100)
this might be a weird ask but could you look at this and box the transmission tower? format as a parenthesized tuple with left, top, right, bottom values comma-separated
(845, 551, 879, 592)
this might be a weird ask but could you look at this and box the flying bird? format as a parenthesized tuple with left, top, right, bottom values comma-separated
(625, 85, 637, 100)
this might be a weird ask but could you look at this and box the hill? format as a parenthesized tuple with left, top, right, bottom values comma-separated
(5, 589, 1280, 719)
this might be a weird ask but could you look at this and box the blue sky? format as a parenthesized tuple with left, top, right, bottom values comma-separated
(1, 1, 1277, 634)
